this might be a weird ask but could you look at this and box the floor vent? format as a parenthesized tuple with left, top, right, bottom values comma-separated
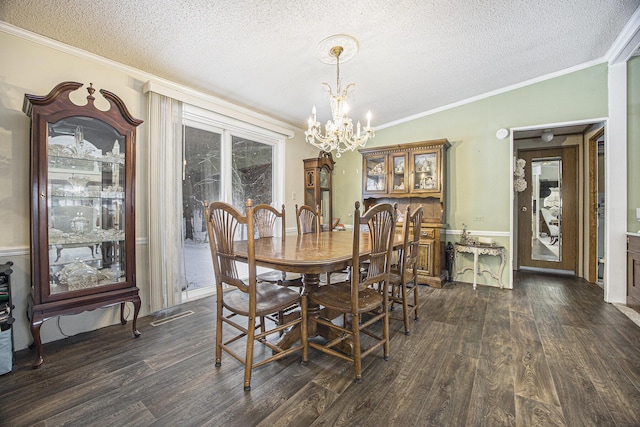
(150, 310, 195, 327)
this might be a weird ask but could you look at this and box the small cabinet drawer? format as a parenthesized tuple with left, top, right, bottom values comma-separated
(419, 228, 435, 240)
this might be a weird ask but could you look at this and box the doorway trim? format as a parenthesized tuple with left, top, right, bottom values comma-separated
(509, 117, 608, 289)
(588, 128, 605, 283)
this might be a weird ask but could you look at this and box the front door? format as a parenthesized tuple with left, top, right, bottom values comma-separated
(517, 146, 577, 273)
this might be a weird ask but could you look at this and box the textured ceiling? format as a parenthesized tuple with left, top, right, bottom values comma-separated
(1, 1, 639, 130)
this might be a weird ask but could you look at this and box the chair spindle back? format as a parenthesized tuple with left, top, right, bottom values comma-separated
(354, 202, 396, 293)
(205, 199, 255, 293)
(295, 204, 321, 235)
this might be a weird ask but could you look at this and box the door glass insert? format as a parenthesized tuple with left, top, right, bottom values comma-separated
(531, 158, 561, 262)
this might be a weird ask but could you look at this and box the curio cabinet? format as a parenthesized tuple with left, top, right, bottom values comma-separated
(23, 81, 143, 367)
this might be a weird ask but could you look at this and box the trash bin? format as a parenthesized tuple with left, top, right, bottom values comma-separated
(0, 328, 12, 375)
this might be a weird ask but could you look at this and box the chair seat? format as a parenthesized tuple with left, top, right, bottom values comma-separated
(224, 282, 302, 316)
(388, 270, 415, 286)
(310, 282, 384, 313)
(389, 269, 401, 282)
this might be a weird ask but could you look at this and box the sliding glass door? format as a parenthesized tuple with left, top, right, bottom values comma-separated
(181, 111, 279, 297)
(230, 135, 273, 210)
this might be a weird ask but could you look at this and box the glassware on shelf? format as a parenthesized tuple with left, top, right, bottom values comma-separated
(57, 259, 99, 290)
(67, 175, 91, 192)
(99, 267, 123, 282)
(70, 212, 89, 234)
(394, 157, 404, 174)
(367, 161, 385, 176)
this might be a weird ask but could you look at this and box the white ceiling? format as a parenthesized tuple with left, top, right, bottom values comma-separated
(1, 1, 639, 131)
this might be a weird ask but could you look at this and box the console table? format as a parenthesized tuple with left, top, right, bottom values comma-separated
(454, 243, 506, 289)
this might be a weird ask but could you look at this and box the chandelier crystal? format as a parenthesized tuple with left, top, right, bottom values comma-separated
(305, 35, 374, 158)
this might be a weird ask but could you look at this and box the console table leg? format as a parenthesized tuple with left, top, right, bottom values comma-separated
(498, 250, 506, 288)
(473, 251, 479, 290)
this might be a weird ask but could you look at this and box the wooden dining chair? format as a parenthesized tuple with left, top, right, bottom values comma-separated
(205, 199, 308, 391)
(387, 205, 423, 335)
(293, 205, 343, 284)
(295, 204, 321, 235)
(253, 204, 302, 284)
(295, 203, 345, 284)
(254, 203, 285, 240)
(308, 201, 396, 382)
(253, 203, 302, 332)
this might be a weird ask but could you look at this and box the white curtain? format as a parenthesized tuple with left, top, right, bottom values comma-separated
(147, 92, 184, 312)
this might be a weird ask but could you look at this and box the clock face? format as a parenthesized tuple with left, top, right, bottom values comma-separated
(496, 128, 509, 139)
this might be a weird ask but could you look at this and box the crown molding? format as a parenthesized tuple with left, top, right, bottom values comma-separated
(606, 6, 640, 64)
(378, 58, 607, 130)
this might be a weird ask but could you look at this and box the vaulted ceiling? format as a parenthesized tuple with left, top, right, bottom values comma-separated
(1, 1, 639, 130)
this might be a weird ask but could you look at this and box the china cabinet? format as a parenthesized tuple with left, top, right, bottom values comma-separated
(360, 139, 450, 287)
(303, 151, 335, 231)
(23, 81, 143, 368)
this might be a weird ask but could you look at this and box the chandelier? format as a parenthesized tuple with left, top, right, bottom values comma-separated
(305, 35, 374, 158)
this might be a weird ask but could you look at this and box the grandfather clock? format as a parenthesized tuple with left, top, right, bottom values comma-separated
(303, 151, 335, 231)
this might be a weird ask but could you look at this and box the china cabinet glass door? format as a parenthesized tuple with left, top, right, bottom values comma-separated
(390, 153, 408, 193)
(410, 150, 440, 193)
(364, 155, 387, 193)
(47, 117, 126, 295)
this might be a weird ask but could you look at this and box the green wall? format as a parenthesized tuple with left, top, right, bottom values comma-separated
(332, 64, 608, 286)
(334, 64, 608, 231)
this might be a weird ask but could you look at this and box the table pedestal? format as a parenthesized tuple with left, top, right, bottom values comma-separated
(277, 273, 352, 355)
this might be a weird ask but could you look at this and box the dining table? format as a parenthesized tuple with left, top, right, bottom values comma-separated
(235, 230, 404, 350)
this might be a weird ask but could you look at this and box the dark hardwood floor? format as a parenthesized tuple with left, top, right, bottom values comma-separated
(2, 271, 640, 426)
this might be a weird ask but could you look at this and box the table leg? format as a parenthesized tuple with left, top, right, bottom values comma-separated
(473, 250, 479, 290)
(498, 249, 506, 288)
(276, 273, 321, 350)
(304, 273, 322, 338)
(454, 250, 464, 281)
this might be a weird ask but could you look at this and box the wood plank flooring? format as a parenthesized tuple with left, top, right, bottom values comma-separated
(2, 271, 640, 426)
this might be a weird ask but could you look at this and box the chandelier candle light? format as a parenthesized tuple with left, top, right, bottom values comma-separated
(305, 34, 374, 157)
